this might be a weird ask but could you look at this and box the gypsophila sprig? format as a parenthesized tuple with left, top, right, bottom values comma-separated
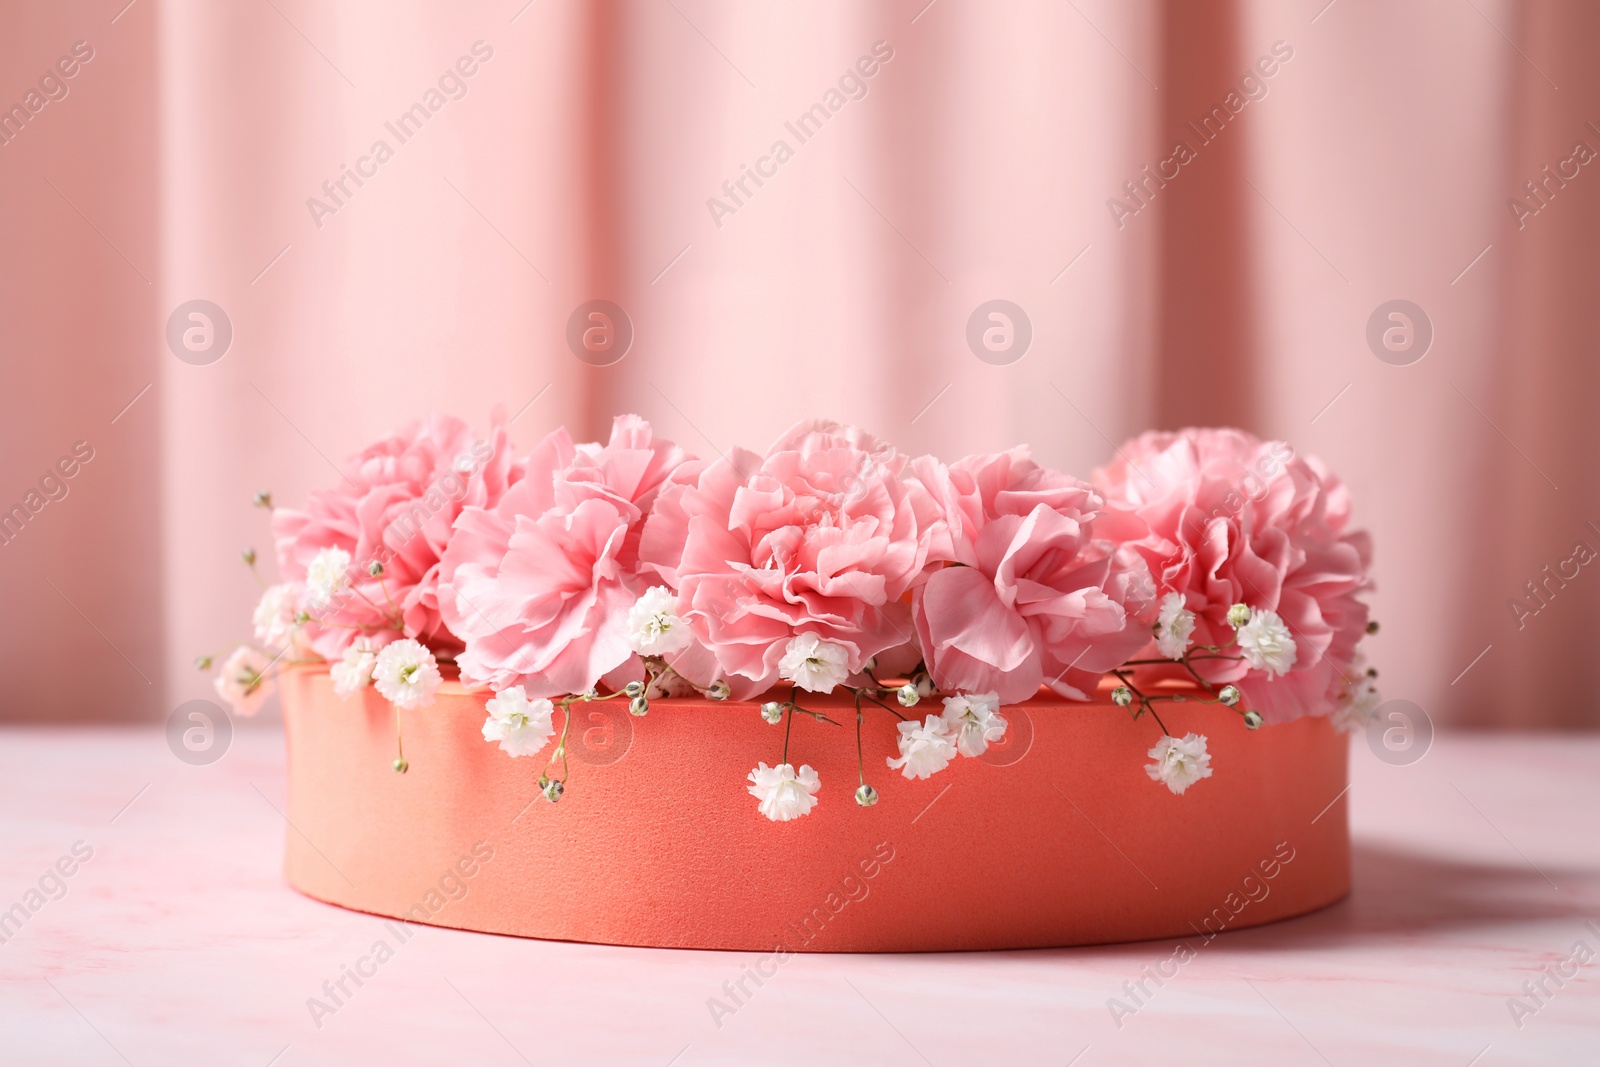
(940, 693, 1006, 757)
(627, 586, 693, 657)
(778, 634, 851, 694)
(1145, 734, 1213, 795)
(1155, 593, 1196, 660)
(330, 638, 379, 696)
(747, 763, 821, 821)
(886, 715, 957, 780)
(372, 640, 442, 710)
(482, 687, 556, 758)
(214, 646, 274, 717)
(1236, 608, 1298, 677)
(305, 546, 354, 608)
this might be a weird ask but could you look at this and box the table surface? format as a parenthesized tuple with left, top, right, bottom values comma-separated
(0, 725, 1595, 1066)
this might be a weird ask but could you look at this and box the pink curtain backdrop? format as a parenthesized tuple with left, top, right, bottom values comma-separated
(1, 0, 1595, 727)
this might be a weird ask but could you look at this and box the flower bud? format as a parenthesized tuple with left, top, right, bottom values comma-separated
(252, 490, 273, 509)
(760, 702, 785, 724)
(912, 672, 935, 698)
(855, 783, 879, 807)
(1111, 686, 1134, 707)
(580, 688, 598, 701)
(896, 683, 919, 708)
(543, 779, 565, 803)
(1218, 685, 1241, 706)
(194, 654, 213, 670)
(707, 679, 731, 701)
(1227, 603, 1252, 628)
(368, 560, 384, 577)
(241, 547, 257, 566)
(629, 695, 649, 716)
(294, 610, 311, 625)
(624, 680, 644, 698)
(1242, 710, 1263, 730)
(392, 758, 409, 774)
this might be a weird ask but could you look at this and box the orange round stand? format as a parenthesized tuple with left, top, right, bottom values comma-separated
(280, 666, 1350, 952)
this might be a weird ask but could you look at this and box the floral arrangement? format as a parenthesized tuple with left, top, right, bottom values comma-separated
(205, 415, 1379, 821)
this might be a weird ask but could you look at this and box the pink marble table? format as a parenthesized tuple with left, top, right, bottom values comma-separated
(1, 725, 1596, 1066)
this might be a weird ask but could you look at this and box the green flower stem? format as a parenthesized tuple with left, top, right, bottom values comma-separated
(854, 692, 866, 787)
(305, 618, 401, 633)
(544, 703, 575, 784)
(781, 701, 795, 766)
(1178, 659, 1220, 693)
(576, 687, 631, 703)
(850, 688, 908, 722)
(347, 584, 403, 628)
(1111, 669, 1172, 736)
(784, 704, 842, 726)
(192, 642, 243, 666)
(377, 574, 404, 622)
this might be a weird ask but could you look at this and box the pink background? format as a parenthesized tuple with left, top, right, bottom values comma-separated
(2, 0, 1596, 727)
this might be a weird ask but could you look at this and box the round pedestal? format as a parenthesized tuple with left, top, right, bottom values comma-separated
(280, 666, 1349, 952)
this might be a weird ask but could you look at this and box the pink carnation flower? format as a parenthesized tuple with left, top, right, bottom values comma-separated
(438, 415, 699, 697)
(909, 448, 1156, 704)
(640, 420, 943, 699)
(271, 413, 522, 659)
(1093, 428, 1372, 723)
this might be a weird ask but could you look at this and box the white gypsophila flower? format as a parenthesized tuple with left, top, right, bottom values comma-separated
(481, 686, 556, 757)
(1145, 733, 1213, 795)
(329, 637, 380, 697)
(646, 671, 697, 699)
(1236, 608, 1298, 677)
(305, 546, 354, 607)
(777, 633, 850, 694)
(626, 585, 693, 657)
(1331, 676, 1381, 733)
(1154, 592, 1196, 661)
(940, 692, 1007, 758)
(371, 638, 442, 709)
(1331, 651, 1381, 733)
(746, 762, 821, 822)
(252, 583, 303, 649)
(886, 714, 958, 780)
(213, 645, 275, 717)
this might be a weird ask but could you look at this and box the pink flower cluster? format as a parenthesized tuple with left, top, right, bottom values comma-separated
(247, 416, 1372, 723)
(437, 415, 696, 697)
(1093, 429, 1373, 723)
(270, 412, 522, 661)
